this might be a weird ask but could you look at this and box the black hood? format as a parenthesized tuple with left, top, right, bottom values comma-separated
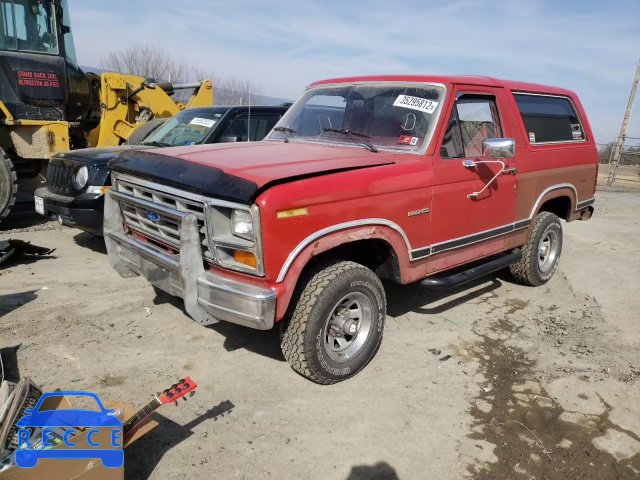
(110, 150, 259, 204)
(54, 145, 153, 166)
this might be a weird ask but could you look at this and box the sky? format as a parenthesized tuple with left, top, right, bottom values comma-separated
(69, 0, 640, 144)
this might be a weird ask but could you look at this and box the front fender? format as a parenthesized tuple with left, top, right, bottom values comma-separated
(272, 222, 410, 320)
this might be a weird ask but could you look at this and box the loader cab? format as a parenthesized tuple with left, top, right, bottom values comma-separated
(0, 0, 95, 125)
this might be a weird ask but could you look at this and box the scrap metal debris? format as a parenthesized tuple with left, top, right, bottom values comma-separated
(0, 240, 55, 265)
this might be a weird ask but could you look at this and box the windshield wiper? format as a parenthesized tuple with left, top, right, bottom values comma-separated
(141, 140, 171, 147)
(273, 126, 296, 143)
(321, 128, 378, 153)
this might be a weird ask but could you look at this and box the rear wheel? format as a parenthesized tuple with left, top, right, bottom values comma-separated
(280, 261, 386, 384)
(510, 211, 563, 286)
(0, 149, 18, 223)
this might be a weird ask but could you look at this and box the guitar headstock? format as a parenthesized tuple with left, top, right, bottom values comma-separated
(157, 377, 198, 405)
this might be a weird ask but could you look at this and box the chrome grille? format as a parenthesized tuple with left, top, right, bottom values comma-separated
(116, 179, 213, 260)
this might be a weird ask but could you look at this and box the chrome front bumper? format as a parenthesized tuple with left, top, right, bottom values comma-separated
(103, 189, 276, 330)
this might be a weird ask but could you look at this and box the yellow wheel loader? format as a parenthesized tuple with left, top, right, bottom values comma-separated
(0, 0, 213, 221)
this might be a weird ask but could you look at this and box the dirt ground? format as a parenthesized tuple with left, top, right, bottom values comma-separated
(598, 164, 640, 192)
(1, 189, 639, 480)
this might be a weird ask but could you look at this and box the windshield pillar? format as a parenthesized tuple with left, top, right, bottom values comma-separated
(59, 0, 77, 66)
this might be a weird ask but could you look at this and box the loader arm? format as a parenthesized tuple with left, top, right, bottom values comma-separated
(86, 74, 213, 148)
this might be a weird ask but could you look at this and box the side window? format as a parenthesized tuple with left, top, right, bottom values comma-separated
(223, 115, 282, 142)
(440, 95, 502, 158)
(0, 1, 17, 50)
(513, 93, 585, 144)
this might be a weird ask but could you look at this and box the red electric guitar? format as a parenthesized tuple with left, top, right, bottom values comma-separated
(122, 377, 197, 440)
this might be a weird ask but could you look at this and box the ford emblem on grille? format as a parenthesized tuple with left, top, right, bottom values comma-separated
(146, 210, 160, 222)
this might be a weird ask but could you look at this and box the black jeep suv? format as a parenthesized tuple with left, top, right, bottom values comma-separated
(34, 105, 288, 234)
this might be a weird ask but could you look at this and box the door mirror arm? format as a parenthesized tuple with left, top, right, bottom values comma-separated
(462, 159, 506, 199)
(462, 137, 516, 199)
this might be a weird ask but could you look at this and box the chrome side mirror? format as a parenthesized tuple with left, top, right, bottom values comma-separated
(482, 138, 515, 159)
(462, 159, 476, 168)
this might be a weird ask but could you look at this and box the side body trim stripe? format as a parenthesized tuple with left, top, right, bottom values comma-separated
(276, 183, 592, 283)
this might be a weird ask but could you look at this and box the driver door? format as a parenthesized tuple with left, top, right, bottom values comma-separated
(429, 87, 518, 263)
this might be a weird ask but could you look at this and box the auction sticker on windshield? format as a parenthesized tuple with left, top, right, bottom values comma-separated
(189, 118, 216, 128)
(393, 95, 438, 114)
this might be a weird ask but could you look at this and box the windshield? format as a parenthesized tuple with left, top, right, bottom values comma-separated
(0, 0, 58, 54)
(143, 108, 228, 146)
(268, 82, 445, 153)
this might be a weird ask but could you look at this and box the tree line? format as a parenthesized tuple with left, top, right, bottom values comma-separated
(597, 142, 640, 166)
(101, 44, 263, 105)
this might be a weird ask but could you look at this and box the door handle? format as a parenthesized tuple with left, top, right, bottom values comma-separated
(502, 167, 517, 175)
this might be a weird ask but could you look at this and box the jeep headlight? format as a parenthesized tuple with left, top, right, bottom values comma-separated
(231, 209, 254, 240)
(73, 166, 89, 189)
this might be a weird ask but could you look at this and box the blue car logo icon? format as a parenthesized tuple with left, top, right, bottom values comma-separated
(146, 210, 160, 222)
(15, 391, 123, 469)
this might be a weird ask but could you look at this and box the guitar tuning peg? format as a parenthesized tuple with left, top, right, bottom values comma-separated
(174, 401, 178, 407)
(183, 396, 188, 402)
(179, 378, 185, 383)
(189, 391, 196, 397)
(157, 392, 161, 397)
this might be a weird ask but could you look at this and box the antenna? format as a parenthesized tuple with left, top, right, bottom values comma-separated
(248, 88, 251, 142)
(126, 82, 131, 145)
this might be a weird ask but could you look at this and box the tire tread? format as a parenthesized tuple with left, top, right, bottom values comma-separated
(510, 211, 559, 286)
(0, 150, 18, 222)
(280, 260, 383, 385)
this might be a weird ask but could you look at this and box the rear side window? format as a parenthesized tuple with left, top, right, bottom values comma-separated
(223, 115, 281, 141)
(513, 93, 585, 144)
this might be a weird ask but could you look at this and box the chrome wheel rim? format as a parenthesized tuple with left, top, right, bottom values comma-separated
(323, 292, 373, 362)
(538, 228, 559, 274)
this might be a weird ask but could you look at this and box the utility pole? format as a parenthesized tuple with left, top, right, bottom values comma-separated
(608, 59, 640, 186)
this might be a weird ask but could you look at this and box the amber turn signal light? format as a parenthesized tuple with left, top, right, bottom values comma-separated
(233, 250, 257, 268)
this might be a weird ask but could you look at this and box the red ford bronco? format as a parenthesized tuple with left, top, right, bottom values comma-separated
(104, 75, 597, 384)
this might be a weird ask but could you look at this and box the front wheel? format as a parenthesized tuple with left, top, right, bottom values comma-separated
(0, 149, 18, 223)
(510, 211, 563, 286)
(280, 261, 386, 385)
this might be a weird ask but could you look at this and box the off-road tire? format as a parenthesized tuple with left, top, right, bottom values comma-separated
(510, 211, 563, 286)
(127, 118, 166, 145)
(0, 149, 18, 223)
(280, 261, 386, 385)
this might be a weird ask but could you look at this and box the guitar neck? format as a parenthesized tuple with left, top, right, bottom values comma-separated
(123, 397, 161, 436)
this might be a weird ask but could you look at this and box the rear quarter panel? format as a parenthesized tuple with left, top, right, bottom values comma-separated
(506, 90, 598, 223)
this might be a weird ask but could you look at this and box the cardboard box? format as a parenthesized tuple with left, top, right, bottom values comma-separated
(0, 397, 158, 480)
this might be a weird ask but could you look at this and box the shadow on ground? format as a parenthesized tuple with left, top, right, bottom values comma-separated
(125, 400, 235, 480)
(152, 289, 285, 362)
(346, 461, 400, 480)
(385, 274, 505, 318)
(73, 232, 106, 254)
(0, 290, 38, 317)
(0, 210, 52, 232)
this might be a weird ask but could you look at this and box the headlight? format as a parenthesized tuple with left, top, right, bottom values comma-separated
(231, 209, 253, 240)
(73, 166, 89, 189)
